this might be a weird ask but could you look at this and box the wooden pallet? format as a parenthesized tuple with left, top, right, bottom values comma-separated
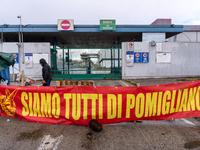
(56, 80, 94, 87)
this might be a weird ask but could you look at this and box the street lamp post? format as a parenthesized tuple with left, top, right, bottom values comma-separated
(17, 15, 24, 74)
(17, 15, 22, 44)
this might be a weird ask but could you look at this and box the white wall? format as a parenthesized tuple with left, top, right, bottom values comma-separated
(0, 42, 51, 79)
(122, 42, 200, 79)
(167, 32, 200, 42)
(142, 33, 166, 42)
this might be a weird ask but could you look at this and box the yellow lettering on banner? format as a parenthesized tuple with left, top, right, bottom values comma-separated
(33, 93, 41, 117)
(175, 90, 182, 112)
(28, 93, 33, 116)
(179, 89, 188, 112)
(64, 93, 71, 119)
(52, 93, 60, 118)
(135, 93, 144, 118)
(107, 94, 116, 119)
(162, 91, 171, 115)
(99, 94, 103, 119)
(41, 93, 52, 117)
(187, 87, 196, 111)
(170, 90, 177, 114)
(145, 92, 158, 117)
(117, 94, 122, 118)
(126, 94, 135, 118)
(90, 94, 98, 119)
(196, 87, 200, 110)
(21, 92, 29, 116)
(82, 94, 89, 120)
(72, 94, 80, 120)
(157, 92, 163, 116)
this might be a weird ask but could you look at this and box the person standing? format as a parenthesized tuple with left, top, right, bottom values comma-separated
(39, 58, 52, 86)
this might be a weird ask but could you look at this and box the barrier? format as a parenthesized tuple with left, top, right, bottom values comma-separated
(56, 80, 94, 87)
(0, 80, 200, 126)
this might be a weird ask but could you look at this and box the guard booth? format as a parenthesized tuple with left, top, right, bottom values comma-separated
(51, 45, 122, 80)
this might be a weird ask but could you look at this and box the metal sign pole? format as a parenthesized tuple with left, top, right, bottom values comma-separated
(1, 32, 3, 52)
(12, 67, 14, 85)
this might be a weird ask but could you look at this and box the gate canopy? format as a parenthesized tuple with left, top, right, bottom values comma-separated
(1, 24, 183, 48)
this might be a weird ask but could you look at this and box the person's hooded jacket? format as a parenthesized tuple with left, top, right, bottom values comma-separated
(39, 58, 52, 82)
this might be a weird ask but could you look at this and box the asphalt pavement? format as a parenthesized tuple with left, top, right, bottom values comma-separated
(3, 78, 200, 150)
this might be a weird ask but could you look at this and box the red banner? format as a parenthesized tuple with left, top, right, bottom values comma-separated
(1, 81, 200, 126)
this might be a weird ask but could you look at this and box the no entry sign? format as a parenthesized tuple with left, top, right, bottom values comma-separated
(61, 20, 71, 30)
(57, 19, 74, 31)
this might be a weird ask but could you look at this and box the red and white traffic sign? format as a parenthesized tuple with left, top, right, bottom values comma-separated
(57, 19, 74, 31)
(128, 42, 133, 47)
(135, 52, 140, 58)
(61, 20, 71, 30)
(13, 53, 17, 59)
(143, 52, 148, 58)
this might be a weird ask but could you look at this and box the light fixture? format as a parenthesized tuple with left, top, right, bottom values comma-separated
(151, 41, 156, 46)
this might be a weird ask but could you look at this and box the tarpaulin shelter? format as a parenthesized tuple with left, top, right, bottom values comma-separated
(0, 52, 15, 85)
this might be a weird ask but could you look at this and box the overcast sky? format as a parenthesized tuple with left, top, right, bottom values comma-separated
(1, 0, 200, 25)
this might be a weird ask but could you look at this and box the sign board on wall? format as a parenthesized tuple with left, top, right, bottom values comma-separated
(25, 53, 33, 68)
(156, 52, 171, 63)
(128, 42, 134, 51)
(134, 52, 149, 63)
(100, 20, 116, 30)
(126, 51, 134, 66)
(134, 52, 141, 63)
(12, 53, 18, 63)
(141, 52, 149, 63)
(57, 19, 74, 31)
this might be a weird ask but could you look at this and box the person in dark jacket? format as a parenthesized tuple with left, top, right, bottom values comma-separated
(39, 58, 52, 86)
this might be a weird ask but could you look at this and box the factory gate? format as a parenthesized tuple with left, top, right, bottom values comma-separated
(51, 47, 122, 80)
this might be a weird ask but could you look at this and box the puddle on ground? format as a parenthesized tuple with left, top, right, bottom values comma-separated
(115, 85, 122, 86)
(16, 128, 44, 141)
(184, 141, 200, 149)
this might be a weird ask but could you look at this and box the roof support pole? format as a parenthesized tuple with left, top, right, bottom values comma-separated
(54, 38, 57, 70)
(1, 32, 3, 52)
(118, 37, 120, 73)
(62, 46, 64, 74)
(114, 46, 115, 71)
(111, 49, 113, 73)
(68, 49, 69, 74)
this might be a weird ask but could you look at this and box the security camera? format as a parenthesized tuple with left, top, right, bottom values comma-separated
(17, 15, 21, 18)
